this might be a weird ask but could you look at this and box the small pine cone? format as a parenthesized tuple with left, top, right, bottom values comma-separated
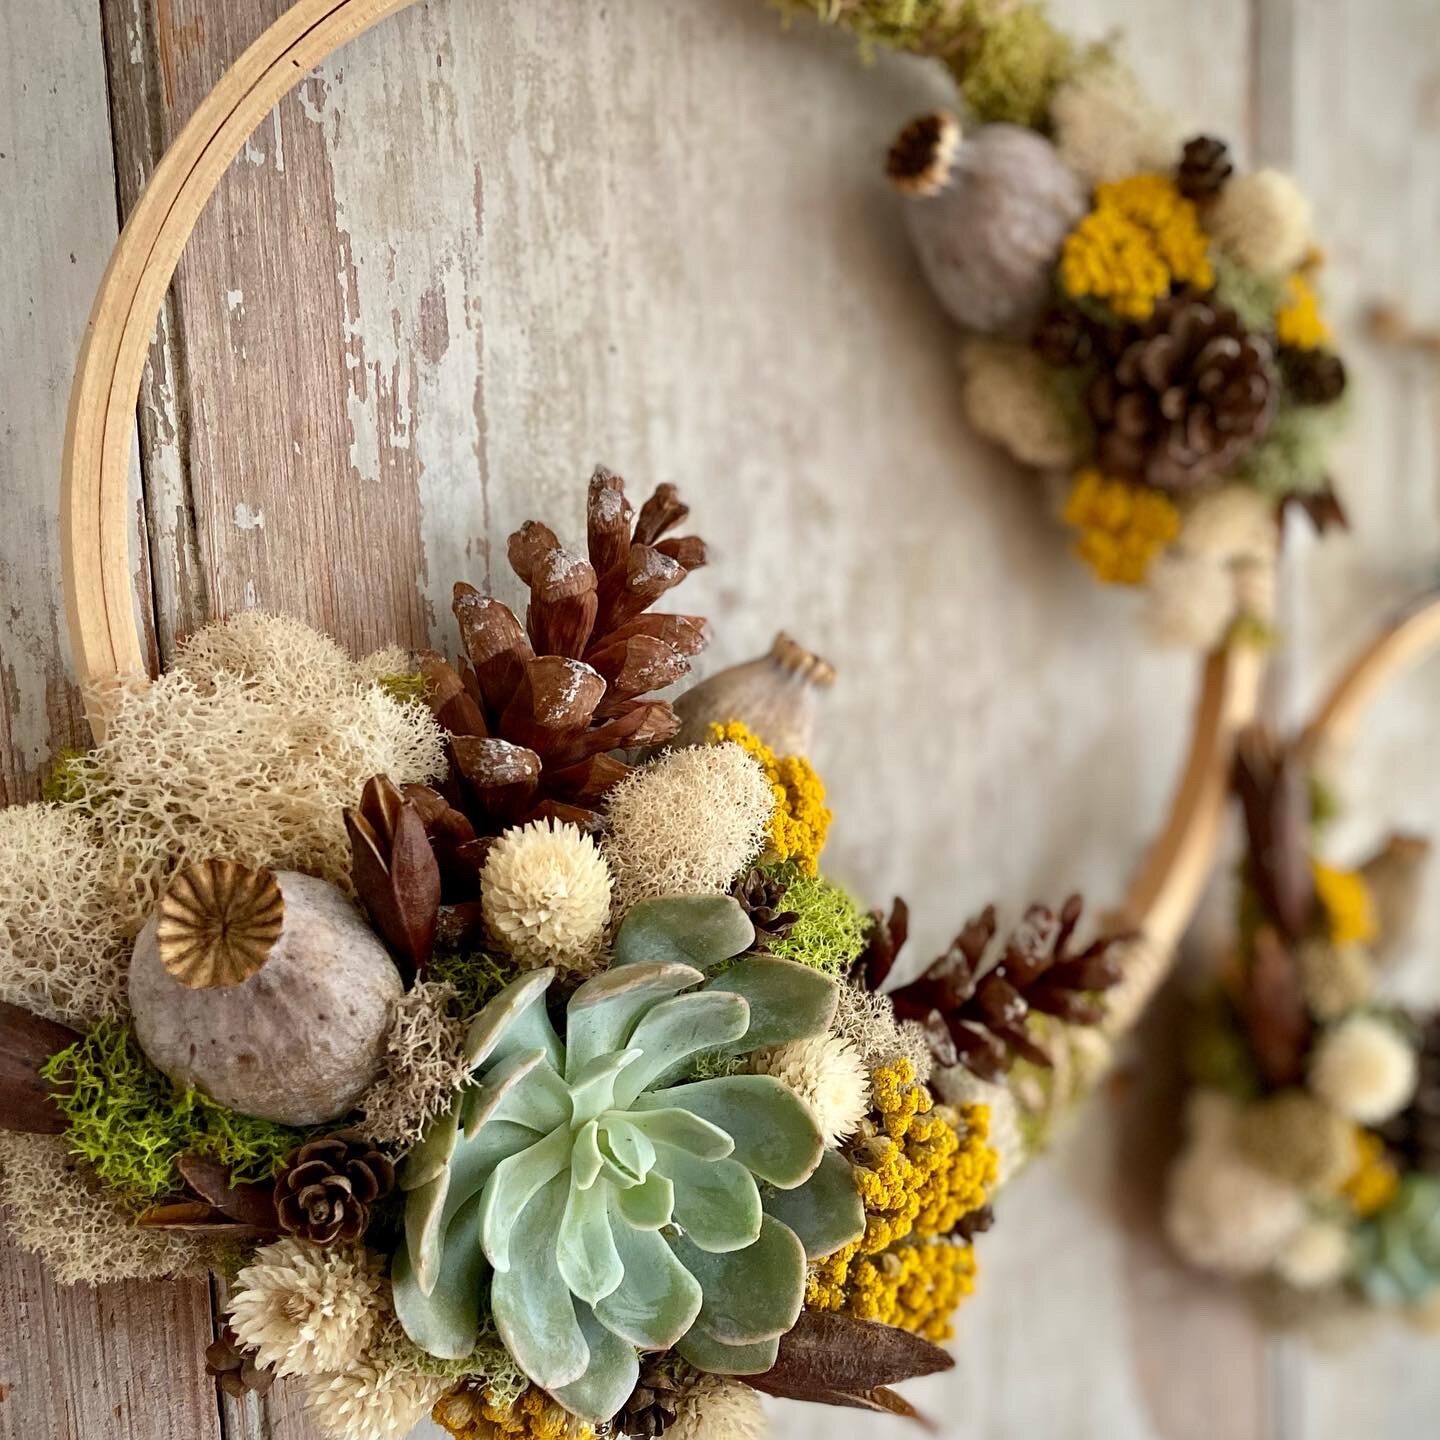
(734, 866, 799, 952)
(1280, 346, 1348, 406)
(274, 1131, 395, 1245)
(619, 1360, 686, 1437)
(1031, 305, 1096, 368)
(206, 1326, 274, 1399)
(1177, 135, 1234, 200)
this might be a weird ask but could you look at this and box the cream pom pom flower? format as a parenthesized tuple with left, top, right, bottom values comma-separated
(959, 337, 1085, 470)
(669, 1375, 768, 1440)
(227, 1239, 385, 1378)
(603, 742, 775, 909)
(1274, 1218, 1352, 1291)
(1309, 1014, 1419, 1124)
(480, 818, 612, 973)
(300, 1362, 449, 1440)
(1142, 550, 1238, 650)
(749, 1033, 871, 1147)
(932, 1063, 1026, 1187)
(1205, 169, 1312, 275)
(1051, 59, 1182, 186)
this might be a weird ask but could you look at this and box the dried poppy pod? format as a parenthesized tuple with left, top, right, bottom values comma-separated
(887, 111, 1088, 339)
(155, 859, 285, 988)
(671, 632, 836, 757)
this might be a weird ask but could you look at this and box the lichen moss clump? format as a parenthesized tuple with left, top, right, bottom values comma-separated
(763, 863, 871, 976)
(41, 1019, 307, 1206)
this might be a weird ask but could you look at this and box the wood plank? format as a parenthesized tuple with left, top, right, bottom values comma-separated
(0, 2, 219, 1435)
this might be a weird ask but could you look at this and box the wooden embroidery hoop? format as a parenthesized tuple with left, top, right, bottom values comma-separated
(60, 0, 1267, 1012)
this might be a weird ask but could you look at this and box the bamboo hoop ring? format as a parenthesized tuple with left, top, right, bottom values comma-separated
(59, 0, 1262, 974)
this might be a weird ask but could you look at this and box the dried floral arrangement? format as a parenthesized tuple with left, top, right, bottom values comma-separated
(0, 467, 1131, 1439)
(775, 0, 1351, 647)
(1164, 629, 1440, 1325)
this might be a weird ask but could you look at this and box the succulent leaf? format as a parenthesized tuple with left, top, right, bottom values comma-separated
(396, 898, 860, 1424)
(761, 1149, 867, 1260)
(612, 895, 755, 970)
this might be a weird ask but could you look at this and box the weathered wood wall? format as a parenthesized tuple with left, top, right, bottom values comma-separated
(1, 0, 1437, 1437)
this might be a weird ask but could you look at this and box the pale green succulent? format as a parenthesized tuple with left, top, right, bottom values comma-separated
(392, 895, 866, 1424)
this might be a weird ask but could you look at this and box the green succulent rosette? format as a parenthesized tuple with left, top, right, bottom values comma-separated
(1353, 1175, 1440, 1309)
(392, 895, 866, 1424)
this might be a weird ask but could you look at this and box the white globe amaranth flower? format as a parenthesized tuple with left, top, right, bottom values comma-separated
(1142, 549, 1237, 650)
(1205, 169, 1312, 275)
(1177, 485, 1277, 565)
(1274, 1218, 1352, 1290)
(750, 1034, 871, 1148)
(933, 1063, 1026, 1187)
(1309, 1014, 1419, 1124)
(227, 1239, 386, 1377)
(300, 1361, 449, 1440)
(481, 818, 612, 973)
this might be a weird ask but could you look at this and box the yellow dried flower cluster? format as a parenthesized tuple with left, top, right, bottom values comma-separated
(707, 721, 833, 875)
(807, 1059, 995, 1335)
(839, 1238, 979, 1342)
(1341, 1130, 1400, 1218)
(1275, 272, 1331, 350)
(432, 1384, 593, 1440)
(1063, 469, 1180, 586)
(1312, 861, 1378, 947)
(1059, 173, 1215, 319)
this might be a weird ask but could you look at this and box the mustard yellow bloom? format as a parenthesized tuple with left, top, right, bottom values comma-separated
(1312, 861, 1378, 947)
(707, 720, 832, 875)
(1059, 173, 1215, 320)
(807, 1059, 995, 1337)
(1063, 468, 1180, 586)
(432, 1384, 592, 1440)
(1275, 272, 1331, 350)
(1340, 1130, 1401, 1218)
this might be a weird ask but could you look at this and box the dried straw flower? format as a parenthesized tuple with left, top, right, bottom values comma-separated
(356, 980, 471, 1148)
(0, 1132, 211, 1285)
(0, 802, 130, 1026)
(480, 819, 612, 973)
(1204, 169, 1312, 276)
(1309, 1015, 1419, 1125)
(667, 1375, 767, 1440)
(959, 337, 1086, 470)
(301, 1362, 449, 1440)
(603, 743, 774, 910)
(749, 1034, 870, 1147)
(227, 1238, 385, 1377)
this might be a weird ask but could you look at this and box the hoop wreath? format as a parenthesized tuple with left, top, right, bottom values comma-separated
(23, 1, 1289, 1436)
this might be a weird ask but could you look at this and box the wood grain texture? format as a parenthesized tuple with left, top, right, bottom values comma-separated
(5, 0, 1437, 1436)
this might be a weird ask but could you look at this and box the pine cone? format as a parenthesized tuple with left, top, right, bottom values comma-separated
(1177, 135, 1233, 200)
(1380, 1010, 1440, 1175)
(274, 1131, 395, 1245)
(206, 1326, 274, 1399)
(857, 895, 1125, 1082)
(401, 469, 706, 891)
(1088, 297, 1279, 494)
(1031, 304, 1096, 367)
(1280, 346, 1348, 405)
(619, 1359, 686, 1437)
(735, 866, 800, 952)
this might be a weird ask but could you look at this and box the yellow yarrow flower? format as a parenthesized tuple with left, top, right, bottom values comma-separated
(707, 720, 832, 875)
(433, 1384, 593, 1440)
(1063, 468, 1180, 586)
(1275, 272, 1332, 350)
(807, 1059, 996, 1337)
(1312, 860, 1378, 947)
(1059, 173, 1215, 320)
(1341, 1130, 1401, 1218)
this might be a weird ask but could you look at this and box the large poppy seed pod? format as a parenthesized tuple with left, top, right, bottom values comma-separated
(129, 862, 403, 1125)
(670, 633, 836, 757)
(887, 112, 1088, 339)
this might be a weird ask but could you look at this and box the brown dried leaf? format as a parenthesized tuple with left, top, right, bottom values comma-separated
(135, 1200, 274, 1239)
(1234, 726, 1316, 941)
(0, 1002, 79, 1134)
(755, 1310, 954, 1393)
(1243, 924, 1311, 1089)
(175, 1154, 281, 1232)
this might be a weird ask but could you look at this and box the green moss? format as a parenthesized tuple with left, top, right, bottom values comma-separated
(954, 3, 1075, 129)
(1309, 774, 1343, 834)
(762, 863, 871, 977)
(773, 0, 986, 60)
(376, 671, 429, 705)
(1213, 254, 1287, 336)
(41, 1020, 306, 1209)
(42, 748, 92, 808)
(428, 949, 518, 1020)
(1237, 399, 1349, 498)
(1184, 989, 1260, 1099)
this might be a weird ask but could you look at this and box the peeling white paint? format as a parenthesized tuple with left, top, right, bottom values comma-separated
(232, 502, 265, 531)
(225, 288, 244, 315)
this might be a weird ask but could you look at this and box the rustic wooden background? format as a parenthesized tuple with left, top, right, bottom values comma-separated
(2, 0, 1438, 1436)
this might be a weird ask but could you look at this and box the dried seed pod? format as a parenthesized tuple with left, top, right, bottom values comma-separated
(671, 632, 836, 756)
(887, 113, 1088, 338)
(155, 860, 285, 989)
